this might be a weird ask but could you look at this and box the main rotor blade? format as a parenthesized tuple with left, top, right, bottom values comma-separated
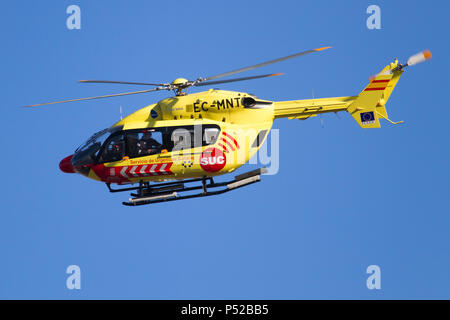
(194, 73, 284, 87)
(203, 46, 331, 81)
(24, 87, 165, 107)
(79, 80, 166, 86)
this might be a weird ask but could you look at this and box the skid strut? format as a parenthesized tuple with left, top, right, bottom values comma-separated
(106, 168, 267, 206)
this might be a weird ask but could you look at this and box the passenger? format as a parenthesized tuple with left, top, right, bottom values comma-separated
(106, 142, 124, 162)
(126, 132, 140, 158)
(137, 131, 162, 155)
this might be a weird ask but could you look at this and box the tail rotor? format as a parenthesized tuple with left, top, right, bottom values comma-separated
(370, 49, 432, 80)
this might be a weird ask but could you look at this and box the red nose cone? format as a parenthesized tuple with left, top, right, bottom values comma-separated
(59, 155, 75, 173)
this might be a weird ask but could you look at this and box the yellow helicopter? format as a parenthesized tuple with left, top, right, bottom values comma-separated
(26, 47, 431, 206)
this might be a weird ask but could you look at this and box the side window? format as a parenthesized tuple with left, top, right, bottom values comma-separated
(204, 127, 219, 145)
(99, 133, 126, 163)
(171, 128, 192, 151)
(167, 125, 221, 151)
(127, 130, 163, 158)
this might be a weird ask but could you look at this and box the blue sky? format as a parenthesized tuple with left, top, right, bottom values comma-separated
(0, 0, 448, 299)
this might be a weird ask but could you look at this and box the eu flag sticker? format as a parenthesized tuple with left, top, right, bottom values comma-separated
(360, 111, 375, 125)
(182, 160, 193, 168)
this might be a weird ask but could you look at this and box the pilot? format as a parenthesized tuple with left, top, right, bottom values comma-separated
(137, 131, 162, 155)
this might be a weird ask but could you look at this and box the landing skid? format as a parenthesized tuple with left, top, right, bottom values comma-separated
(106, 168, 267, 206)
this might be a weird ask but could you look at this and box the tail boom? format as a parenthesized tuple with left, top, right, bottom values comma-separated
(273, 59, 405, 128)
(273, 96, 356, 120)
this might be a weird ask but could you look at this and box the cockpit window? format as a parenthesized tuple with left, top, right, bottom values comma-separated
(99, 133, 126, 163)
(76, 128, 109, 154)
(72, 128, 112, 167)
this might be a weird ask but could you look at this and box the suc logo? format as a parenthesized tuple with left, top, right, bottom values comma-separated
(200, 147, 226, 172)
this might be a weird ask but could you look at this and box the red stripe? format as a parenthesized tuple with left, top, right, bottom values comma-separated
(217, 142, 229, 153)
(92, 162, 174, 182)
(364, 87, 386, 91)
(126, 166, 133, 175)
(220, 137, 235, 151)
(371, 79, 390, 83)
(222, 132, 240, 149)
(165, 162, 173, 174)
(149, 164, 159, 175)
(130, 165, 140, 176)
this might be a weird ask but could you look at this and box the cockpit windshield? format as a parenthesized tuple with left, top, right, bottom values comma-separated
(76, 128, 110, 154)
(72, 126, 122, 168)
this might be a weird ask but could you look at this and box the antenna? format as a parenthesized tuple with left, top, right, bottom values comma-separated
(120, 105, 123, 120)
(334, 111, 341, 119)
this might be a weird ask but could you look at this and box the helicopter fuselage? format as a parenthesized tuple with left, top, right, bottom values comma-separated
(61, 89, 275, 184)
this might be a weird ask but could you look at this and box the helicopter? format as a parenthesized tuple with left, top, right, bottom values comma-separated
(26, 47, 431, 206)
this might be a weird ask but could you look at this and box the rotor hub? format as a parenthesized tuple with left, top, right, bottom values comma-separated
(171, 78, 188, 85)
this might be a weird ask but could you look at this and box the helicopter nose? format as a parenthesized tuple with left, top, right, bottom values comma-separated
(59, 155, 75, 173)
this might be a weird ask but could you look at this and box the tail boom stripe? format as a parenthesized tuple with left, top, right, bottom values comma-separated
(371, 79, 390, 83)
